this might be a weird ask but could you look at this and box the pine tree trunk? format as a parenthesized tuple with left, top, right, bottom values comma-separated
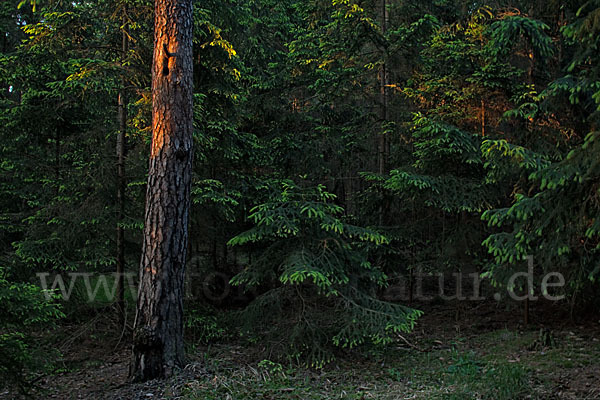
(130, 0, 194, 382)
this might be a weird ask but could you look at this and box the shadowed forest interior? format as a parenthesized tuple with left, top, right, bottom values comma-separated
(1, 0, 600, 398)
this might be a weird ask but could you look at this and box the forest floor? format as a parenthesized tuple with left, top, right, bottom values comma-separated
(5, 300, 600, 400)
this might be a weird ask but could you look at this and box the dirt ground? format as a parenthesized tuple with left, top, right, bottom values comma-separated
(3, 299, 599, 399)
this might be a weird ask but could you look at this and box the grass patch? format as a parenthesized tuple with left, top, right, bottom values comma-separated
(182, 334, 537, 400)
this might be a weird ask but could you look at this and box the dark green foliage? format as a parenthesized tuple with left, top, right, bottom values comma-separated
(228, 180, 421, 366)
(0, 0, 152, 278)
(0, 266, 63, 392)
(481, 1, 600, 305)
(489, 15, 555, 59)
(375, 114, 489, 214)
(184, 306, 228, 345)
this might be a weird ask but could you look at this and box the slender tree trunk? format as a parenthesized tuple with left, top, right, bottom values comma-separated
(55, 128, 60, 195)
(481, 99, 485, 137)
(130, 0, 194, 382)
(116, 12, 129, 327)
(523, 47, 535, 326)
(378, 0, 389, 226)
(378, 0, 389, 177)
(558, 8, 564, 70)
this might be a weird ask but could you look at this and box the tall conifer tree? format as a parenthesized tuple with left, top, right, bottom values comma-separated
(130, 0, 194, 381)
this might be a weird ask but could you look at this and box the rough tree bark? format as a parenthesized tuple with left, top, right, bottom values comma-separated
(130, 0, 194, 382)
